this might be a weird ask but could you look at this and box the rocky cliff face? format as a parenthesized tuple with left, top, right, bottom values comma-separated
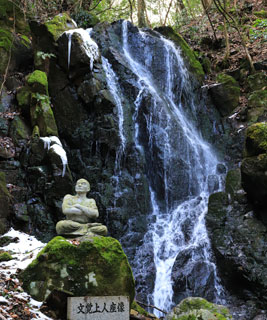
(1, 5, 267, 319)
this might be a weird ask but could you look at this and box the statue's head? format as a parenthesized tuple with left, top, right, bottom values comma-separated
(75, 179, 90, 193)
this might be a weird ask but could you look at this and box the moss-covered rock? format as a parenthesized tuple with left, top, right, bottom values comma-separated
(245, 122, 267, 156)
(44, 13, 75, 42)
(248, 89, 267, 108)
(154, 26, 205, 83)
(0, 251, 13, 261)
(27, 70, 48, 95)
(165, 297, 232, 320)
(210, 73, 240, 116)
(30, 94, 58, 136)
(20, 236, 135, 303)
(30, 13, 76, 55)
(246, 72, 267, 92)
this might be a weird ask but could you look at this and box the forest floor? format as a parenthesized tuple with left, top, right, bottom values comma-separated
(180, 0, 267, 81)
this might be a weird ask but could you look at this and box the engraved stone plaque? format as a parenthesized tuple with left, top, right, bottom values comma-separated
(67, 296, 129, 320)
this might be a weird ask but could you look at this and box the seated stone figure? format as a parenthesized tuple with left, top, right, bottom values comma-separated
(56, 179, 107, 237)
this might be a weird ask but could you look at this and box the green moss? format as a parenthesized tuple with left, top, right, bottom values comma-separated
(10, 116, 30, 141)
(30, 94, 58, 136)
(248, 89, 267, 108)
(254, 10, 267, 18)
(20, 236, 135, 303)
(154, 26, 205, 82)
(0, 28, 13, 51)
(245, 122, 267, 156)
(45, 13, 74, 41)
(0, 251, 13, 261)
(171, 297, 232, 320)
(27, 70, 48, 95)
(131, 301, 150, 316)
(20, 35, 31, 48)
(16, 86, 31, 107)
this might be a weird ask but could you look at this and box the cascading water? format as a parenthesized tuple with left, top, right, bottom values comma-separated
(93, 20, 226, 316)
(120, 21, 224, 315)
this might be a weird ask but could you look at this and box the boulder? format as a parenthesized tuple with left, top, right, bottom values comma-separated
(20, 236, 135, 303)
(247, 90, 267, 123)
(245, 122, 267, 157)
(241, 153, 267, 208)
(210, 73, 240, 116)
(165, 297, 232, 320)
(246, 72, 267, 92)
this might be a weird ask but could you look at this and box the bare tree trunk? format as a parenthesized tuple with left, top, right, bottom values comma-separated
(137, 0, 147, 27)
(164, 0, 174, 25)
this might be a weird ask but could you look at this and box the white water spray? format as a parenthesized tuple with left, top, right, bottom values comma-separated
(120, 20, 225, 316)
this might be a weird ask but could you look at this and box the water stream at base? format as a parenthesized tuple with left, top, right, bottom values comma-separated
(99, 20, 226, 317)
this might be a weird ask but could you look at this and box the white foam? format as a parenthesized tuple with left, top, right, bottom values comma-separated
(65, 28, 100, 70)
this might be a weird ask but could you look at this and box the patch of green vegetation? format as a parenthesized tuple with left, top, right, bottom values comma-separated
(20, 35, 31, 48)
(246, 122, 267, 155)
(254, 10, 267, 18)
(0, 171, 11, 198)
(0, 28, 13, 51)
(249, 18, 267, 42)
(0, 251, 13, 261)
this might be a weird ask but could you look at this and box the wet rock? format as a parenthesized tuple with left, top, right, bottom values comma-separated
(206, 177, 267, 308)
(210, 73, 240, 116)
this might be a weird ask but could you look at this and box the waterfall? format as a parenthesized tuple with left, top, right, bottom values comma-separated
(119, 21, 225, 316)
(94, 19, 225, 316)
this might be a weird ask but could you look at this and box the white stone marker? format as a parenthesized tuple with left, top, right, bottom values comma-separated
(67, 296, 129, 320)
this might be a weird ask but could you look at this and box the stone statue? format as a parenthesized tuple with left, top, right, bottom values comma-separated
(56, 179, 107, 237)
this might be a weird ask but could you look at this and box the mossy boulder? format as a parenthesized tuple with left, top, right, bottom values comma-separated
(246, 90, 267, 123)
(9, 116, 31, 142)
(20, 236, 135, 303)
(245, 122, 267, 156)
(0, 171, 11, 234)
(210, 73, 240, 116)
(154, 26, 205, 83)
(246, 72, 267, 92)
(30, 94, 58, 136)
(26, 70, 48, 95)
(165, 297, 232, 320)
(16, 70, 58, 136)
(30, 13, 76, 54)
